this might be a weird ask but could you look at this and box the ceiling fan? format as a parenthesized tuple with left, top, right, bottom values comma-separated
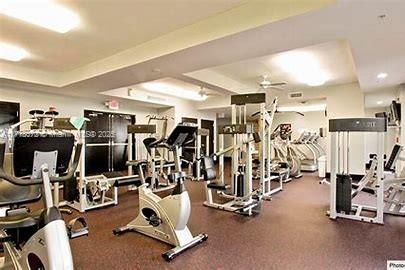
(198, 86, 220, 99)
(257, 75, 287, 91)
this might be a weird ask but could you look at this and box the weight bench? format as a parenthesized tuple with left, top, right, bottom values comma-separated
(100, 171, 143, 188)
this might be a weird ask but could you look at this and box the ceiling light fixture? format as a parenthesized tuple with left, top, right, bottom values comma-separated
(377, 73, 388, 80)
(278, 103, 327, 113)
(142, 82, 208, 101)
(376, 100, 383, 105)
(0, 0, 80, 33)
(0, 42, 28, 61)
(274, 51, 329, 87)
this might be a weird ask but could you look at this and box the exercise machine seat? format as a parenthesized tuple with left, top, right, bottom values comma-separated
(206, 183, 228, 191)
(201, 156, 229, 190)
(0, 130, 73, 207)
(0, 129, 76, 207)
(202, 157, 216, 181)
(0, 209, 42, 230)
(0, 180, 41, 207)
(13, 131, 74, 177)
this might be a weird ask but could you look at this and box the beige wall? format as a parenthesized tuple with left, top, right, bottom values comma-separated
(1, 86, 219, 161)
(2, 82, 391, 175)
(365, 107, 400, 159)
(0, 86, 157, 122)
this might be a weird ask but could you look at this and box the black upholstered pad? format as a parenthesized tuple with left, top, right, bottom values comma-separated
(202, 157, 217, 181)
(0, 180, 41, 207)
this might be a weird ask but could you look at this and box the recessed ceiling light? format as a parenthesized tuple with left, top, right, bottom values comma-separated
(0, 0, 80, 33)
(0, 42, 28, 61)
(377, 73, 388, 80)
(274, 52, 329, 87)
(142, 82, 207, 101)
(376, 100, 383, 105)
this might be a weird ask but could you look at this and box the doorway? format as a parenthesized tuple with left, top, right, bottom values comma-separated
(201, 119, 214, 155)
(0, 101, 20, 151)
(84, 110, 135, 175)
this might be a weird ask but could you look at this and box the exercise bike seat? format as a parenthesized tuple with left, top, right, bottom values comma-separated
(0, 180, 41, 207)
(0, 209, 42, 230)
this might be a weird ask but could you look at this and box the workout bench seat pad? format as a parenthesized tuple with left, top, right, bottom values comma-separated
(0, 209, 43, 230)
(0, 180, 41, 207)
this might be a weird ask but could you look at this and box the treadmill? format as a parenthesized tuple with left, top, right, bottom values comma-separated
(294, 132, 318, 172)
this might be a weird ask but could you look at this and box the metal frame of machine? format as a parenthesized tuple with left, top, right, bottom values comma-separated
(113, 124, 207, 261)
(204, 123, 261, 215)
(329, 118, 386, 224)
(190, 127, 210, 181)
(255, 98, 281, 198)
(126, 121, 177, 192)
(203, 93, 280, 215)
(52, 118, 136, 213)
(4, 111, 121, 213)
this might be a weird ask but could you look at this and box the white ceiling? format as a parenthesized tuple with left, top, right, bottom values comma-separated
(0, 0, 333, 87)
(0, 0, 244, 72)
(183, 1, 405, 93)
(99, 77, 221, 107)
(1, 0, 404, 108)
(133, 77, 220, 98)
(193, 40, 356, 92)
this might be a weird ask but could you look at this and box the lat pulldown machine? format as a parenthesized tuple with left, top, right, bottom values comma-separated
(329, 118, 386, 224)
(202, 124, 261, 216)
(202, 93, 275, 216)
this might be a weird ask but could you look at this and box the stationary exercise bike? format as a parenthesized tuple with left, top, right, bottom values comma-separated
(113, 124, 208, 261)
(0, 128, 87, 269)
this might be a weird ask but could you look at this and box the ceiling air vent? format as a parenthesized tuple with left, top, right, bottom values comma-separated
(288, 92, 303, 99)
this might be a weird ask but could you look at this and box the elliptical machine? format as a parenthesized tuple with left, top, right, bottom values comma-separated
(113, 124, 208, 261)
(0, 124, 87, 269)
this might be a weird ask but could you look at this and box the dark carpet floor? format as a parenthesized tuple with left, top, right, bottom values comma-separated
(62, 172, 405, 270)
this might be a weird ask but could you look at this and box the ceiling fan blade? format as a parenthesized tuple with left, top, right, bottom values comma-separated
(270, 82, 287, 86)
(269, 86, 285, 91)
(275, 110, 305, 116)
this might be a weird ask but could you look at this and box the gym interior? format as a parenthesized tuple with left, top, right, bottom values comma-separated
(0, 1, 404, 269)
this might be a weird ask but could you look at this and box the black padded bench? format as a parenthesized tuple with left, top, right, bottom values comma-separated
(206, 182, 229, 191)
